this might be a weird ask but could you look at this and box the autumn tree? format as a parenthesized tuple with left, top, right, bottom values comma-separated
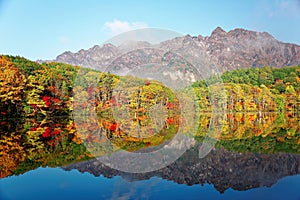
(0, 56, 26, 116)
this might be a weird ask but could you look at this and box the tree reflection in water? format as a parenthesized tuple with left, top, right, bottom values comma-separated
(0, 112, 299, 193)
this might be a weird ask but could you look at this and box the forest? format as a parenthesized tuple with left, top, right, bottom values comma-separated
(0, 56, 300, 117)
(1, 55, 300, 118)
(192, 65, 300, 112)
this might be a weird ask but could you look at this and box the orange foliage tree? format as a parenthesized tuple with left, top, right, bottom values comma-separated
(0, 56, 26, 115)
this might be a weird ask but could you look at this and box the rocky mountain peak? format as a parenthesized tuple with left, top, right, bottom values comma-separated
(211, 26, 227, 37)
(54, 27, 300, 73)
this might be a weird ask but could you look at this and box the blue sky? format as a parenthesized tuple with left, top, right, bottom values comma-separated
(0, 0, 300, 61)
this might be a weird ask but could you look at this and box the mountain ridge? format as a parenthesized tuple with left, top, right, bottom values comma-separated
(54, 27, 300, 73)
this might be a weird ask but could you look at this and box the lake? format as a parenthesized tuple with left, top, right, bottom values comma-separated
(0, 112, 300, 199)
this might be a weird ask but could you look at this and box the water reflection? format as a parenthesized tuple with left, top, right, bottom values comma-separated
(63, 145, 300, 193)
(0, 112, 299, 193)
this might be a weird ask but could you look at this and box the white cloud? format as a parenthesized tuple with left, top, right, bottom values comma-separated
(58, 36, 71, 45)
(103, 19, 148, 36)
(269, 0, 300, 17)
(277, 0, 299, 15)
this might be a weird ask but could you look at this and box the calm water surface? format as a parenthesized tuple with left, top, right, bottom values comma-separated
(0, 112, 300, 199)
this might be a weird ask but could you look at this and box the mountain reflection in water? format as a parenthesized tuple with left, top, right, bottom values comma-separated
(63, 145, 300, 193)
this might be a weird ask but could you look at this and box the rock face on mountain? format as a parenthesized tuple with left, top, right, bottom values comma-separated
(62, 146, 300, 193)
(200, 27, 300, 70)
(55, 27, 300, 73)
(56, 43, 118, 70)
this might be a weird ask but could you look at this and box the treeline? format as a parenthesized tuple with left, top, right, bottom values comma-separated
(1, 55, 300, 119)
(0, 55, 180, 119)
(191, 65, 300, 112)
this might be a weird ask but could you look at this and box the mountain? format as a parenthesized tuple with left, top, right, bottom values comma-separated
(62, 145, 300, 193)
(55, 27, 300, 75)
